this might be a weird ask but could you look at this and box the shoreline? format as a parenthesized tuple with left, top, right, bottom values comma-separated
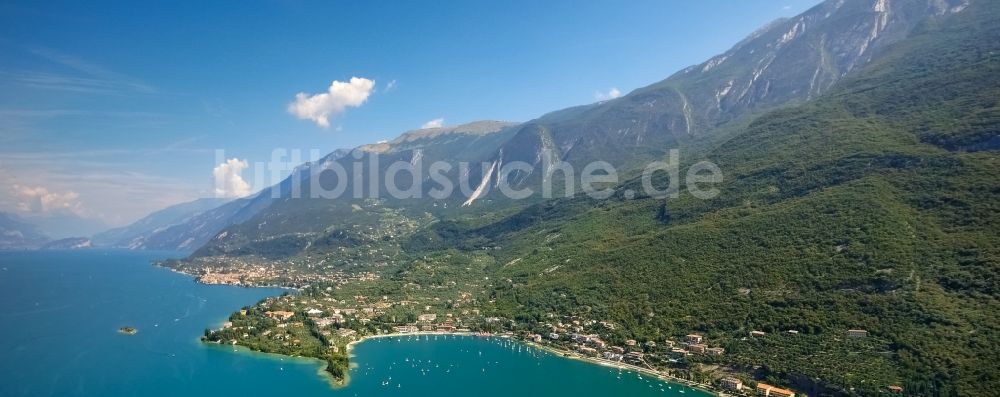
(169, 261, 726, 396)
(344, 330, 477, 354)
(155, 262, 302, 291)
(202, 339, 343, 387)
(343, 331, 723, 396)
(524, 340, 726, 396)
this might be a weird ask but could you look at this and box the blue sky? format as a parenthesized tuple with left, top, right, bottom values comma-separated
(0, 0, 820, 228)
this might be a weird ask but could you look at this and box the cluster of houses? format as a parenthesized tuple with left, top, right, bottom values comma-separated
(237, 286, 497, 353)
(412, 313, 463, 333)
(211, 309, 309, 348)
(298, 304, 471, 335)
(191, 256, 380, 288)
(715, 379, 797, 397)
(679, 334, 726, 356)
(526, 329, 727, 367)
(254, 304, 448, 349)
(264, 310, 295, 321)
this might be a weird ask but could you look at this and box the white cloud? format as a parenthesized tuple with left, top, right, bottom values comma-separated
(383, 79, 397, 92)
(11, 184, 85, 215)
(288, 77, 375, 128)
(421, 118, 445, 129)
(212, 158, 252, 198)
(594, 87, 622, 101)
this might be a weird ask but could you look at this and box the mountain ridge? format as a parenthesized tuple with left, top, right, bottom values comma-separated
(0, 211, 49, 250)
(168, 0, 983, 261)
(92, 198, 231, 248)
(466, 0, 974, 198)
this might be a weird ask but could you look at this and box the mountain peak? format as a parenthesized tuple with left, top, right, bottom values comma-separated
(358, 120, 519, 153)
(400, 120, 517, 140)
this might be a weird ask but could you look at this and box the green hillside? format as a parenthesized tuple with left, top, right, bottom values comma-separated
(409, 3, 998, 395)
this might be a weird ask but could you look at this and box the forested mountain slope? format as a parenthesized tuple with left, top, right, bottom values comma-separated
(415, 3, 997, 395)
(91, 198, 230, 249)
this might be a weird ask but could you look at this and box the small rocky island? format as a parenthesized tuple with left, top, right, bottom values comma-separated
(118, 326, 138, 335)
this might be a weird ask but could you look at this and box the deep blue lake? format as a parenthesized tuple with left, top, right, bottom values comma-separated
(0, 250, 711, 397)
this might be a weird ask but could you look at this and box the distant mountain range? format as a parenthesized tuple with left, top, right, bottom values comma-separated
(1, 199, 243, 251)
(91, 198, 231, 250)
(40, 237, 92, 250)
(0, 212, 50, 250)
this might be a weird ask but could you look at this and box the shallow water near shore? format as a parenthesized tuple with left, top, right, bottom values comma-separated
(0, 250, 711, 397)
(346, 335, 712, 396)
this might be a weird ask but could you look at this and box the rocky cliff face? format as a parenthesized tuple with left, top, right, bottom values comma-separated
(460, 0, 972, 203)
(675, 0, 970, 118)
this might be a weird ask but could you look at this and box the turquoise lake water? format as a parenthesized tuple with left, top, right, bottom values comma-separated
(0, 250, 712, 397)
